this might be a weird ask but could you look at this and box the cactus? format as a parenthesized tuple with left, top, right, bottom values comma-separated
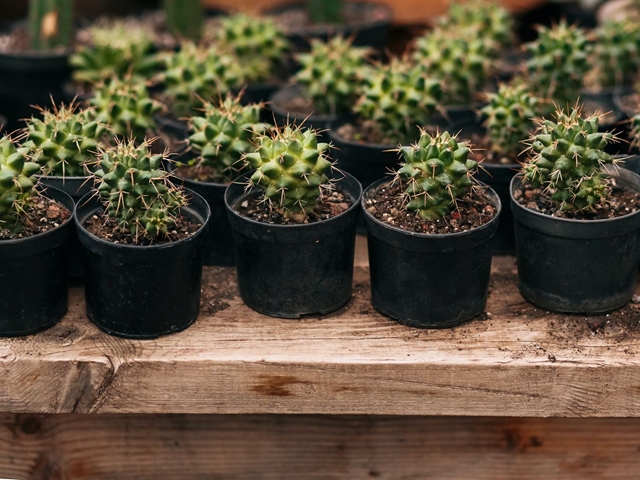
(592, 19, 640, 88)
(187, 95, 270, 182)
(630, 114, 640, 150)
(523, 106, 616, 211)
(307, 0, 343, 24)
(22, 103, 106, 177)
(480, 83, 541, 160)
(163, 0, 203, 41)
(70, 19, 160, 85)
(89, 77, 162, 144)
(213, 14, 289, 83)
(244, 125, 333, 218)
(95, 138, 188, 241)
(354, 59, 442, 144)
(29, 0, 73, 50)
(160, 42, 246, 117)
(396, 130, 477, 220)
(525, 21, 592, 109)
(0, 137, 40, 234)
(295, 36, 371, 115)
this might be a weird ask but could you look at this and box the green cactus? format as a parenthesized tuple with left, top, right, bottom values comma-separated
(187, 95, 270, 182)
(23, 103, 106, 177)
(294, 36, 371, 115)
(213, 13, 290, 83)
(523, 106, 616, 211)
(70, 19, 160, 85)
(29, 0, 73, 50)
(480, 83, 541, 160)
(244, 125, 333, 218)
(307, 0, 343, 23)
(163, 0, 203, 40)
(354, 59, 442, 144)
(630, 114, 640, 150)
(0, 137, 40, 234)
(439, 0, 513, 51)
(592, 19, 640, 88)
(160, 42, 246, 117)
(396, 130, 477, 220)
(89, 77, 162, 144)
(525, 21, 592, 109)
(95, 139, 188, 241)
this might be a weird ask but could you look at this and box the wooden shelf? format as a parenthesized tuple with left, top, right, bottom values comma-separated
(2, 236, 640, 417)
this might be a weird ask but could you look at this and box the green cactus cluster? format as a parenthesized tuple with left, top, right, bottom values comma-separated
(525, 21, 592, 109)
(295, 36, 371, 115)
(523, 107, 616, 211)
(89, 77, 162, 143)
(23, 103, 106, 177)
(160, 42, 246, 117)
(0, 137, 40, 234)
(245, 125, 333, 218)
(592, 19, 640, 88)
(480, 83, 541, 160)
(213, 13, 289, 83)
(354, 59, 442, 145)
(70, 19, 160, 85)
(397, 130, 477, 220)
(95, 139, 188, 241)
(187, 95, 270, 182)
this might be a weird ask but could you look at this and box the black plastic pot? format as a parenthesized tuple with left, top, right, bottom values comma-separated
(75, 189, 211, 339)
(155, 114, 189, 141)
(264, 1, 393, 52)
(225, 171, 362, 318)
(0, 186, 74, 337)
(623, 155, 640, 176)
(363, 178, 501, 328)
(444, 102, 485, 126)
(510, 169, 640, 314)
(613, 90, 638, 120)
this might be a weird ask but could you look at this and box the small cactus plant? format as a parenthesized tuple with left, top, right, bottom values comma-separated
(396, 130, 477, 220)
(294, 36, 371, 115)
(0, 137, 40, 234)
(213, 13, 290, 83)
(29, 0, 73, 50)
(163, 0, 203, 40)
(89, 77, 162, 143)
(354, 59, 442, 144)
(630, 114, 640, 150)
(22, 103, 106, 177)
(525, 21, 592, 109)
(522, 106, 616, 211)
(95, 138, 188, 241)
(480, 83, 541, 160)
(244, 125, 333, 219)
(591, 19, 640, 88)
(187, 95, 270, 182)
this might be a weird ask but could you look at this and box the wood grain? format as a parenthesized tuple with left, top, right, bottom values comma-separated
(1, 413, 640, 479)
(1, 236, 640, 416)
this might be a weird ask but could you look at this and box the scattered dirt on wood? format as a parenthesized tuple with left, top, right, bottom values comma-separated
(268, 2, 389, 32)
(200, 266, 240, 316)
(0, 195, 70, 240)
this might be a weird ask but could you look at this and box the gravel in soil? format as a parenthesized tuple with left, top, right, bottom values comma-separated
(268, 2, 389, 32)
(0, 195, 70, 240)
(237, 187, 351, 225)
(0, 25, 72, 53)
(335, 121, 449, 147)
(175, 164, 231, 184)
(513, 177, 640, 220)
(365, 181, 497, 234)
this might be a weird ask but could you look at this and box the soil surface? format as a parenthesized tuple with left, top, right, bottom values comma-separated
(0, 195, 70, 240)
(175, 164, 233, 184)
(276, 94, 319, 117)
(514, 177, 640, 220)
(619, 93, 640, 117)
(268, 2, 389, 33)
(335, 120, 447, 147)
(237, 187, 351, 225)
(365, 181, 497, 234)
(0, 24, 71, 54)
(462, 130, 526, 166)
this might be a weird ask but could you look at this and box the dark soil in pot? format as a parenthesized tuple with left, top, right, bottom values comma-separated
(0, 186, 74, 337)
(264, 1, 392, 52)
(362, 178, 501, 328)
(225, 170, 362, 318)
(75, 189, 210, 339)
(510, 168, 640, 314)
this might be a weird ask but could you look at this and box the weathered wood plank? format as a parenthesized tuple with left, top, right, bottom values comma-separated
(1, 414, 640, 479)
(1, 237, 640, 416)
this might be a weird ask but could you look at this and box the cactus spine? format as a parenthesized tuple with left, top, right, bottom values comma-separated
(307, 0, 343, 24)
(163, 0, 204, 40)
(29, 0, 72, 50)
(397, 130, 477, 220)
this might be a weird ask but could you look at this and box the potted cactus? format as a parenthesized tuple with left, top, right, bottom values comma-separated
(225, 124, 362, 318)
(361, 130, 501, 328)
(75, 138, 211, 339)
(0, 135, 75, 337)
(171, 94, 270, 266)
(510, 106, 640, 313)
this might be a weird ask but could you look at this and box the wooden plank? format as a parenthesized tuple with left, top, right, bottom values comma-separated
(1, 236, 640, 416)
(2, 413, 640, 479)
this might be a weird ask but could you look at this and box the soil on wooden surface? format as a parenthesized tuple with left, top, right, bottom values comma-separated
(514, 177, 640, 220)
(268, 2, 389, 32)
(237, 187, 351, 225)
(0, 24, 71, 54)
(0, 195, 70, 240)
(365, 181, 497, 234)
(84, 210, 201, 246)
